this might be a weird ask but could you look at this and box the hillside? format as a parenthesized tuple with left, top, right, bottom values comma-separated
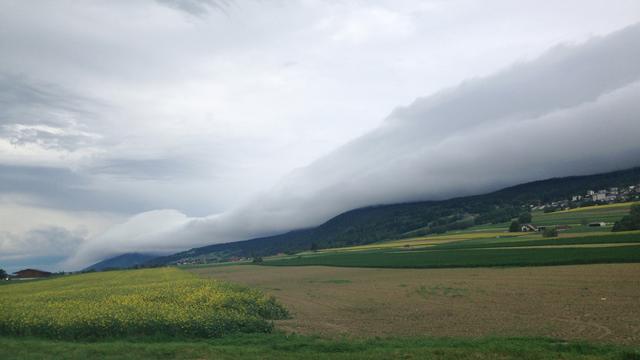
(84, 253, 158, 272)
(148, 166, 640, 266)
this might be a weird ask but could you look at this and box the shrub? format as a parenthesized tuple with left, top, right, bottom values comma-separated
(518, 212, 532, 224)
(542, 227, 558, 238)
(508, 221, 521, 233)
(612, 204, 640, 232)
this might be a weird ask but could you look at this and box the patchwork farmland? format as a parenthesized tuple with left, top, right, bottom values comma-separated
(1, 202, 639, 359)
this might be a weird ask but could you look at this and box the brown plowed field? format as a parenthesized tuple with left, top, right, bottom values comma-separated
(190, 264, 640, 345)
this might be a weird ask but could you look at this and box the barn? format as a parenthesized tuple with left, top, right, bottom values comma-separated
(12, 269, 52, 279)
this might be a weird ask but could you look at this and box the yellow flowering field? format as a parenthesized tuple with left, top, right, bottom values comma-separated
(0, 267, 288, 339)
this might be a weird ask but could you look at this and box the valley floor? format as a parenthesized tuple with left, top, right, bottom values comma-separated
(190, 263, 640, 345)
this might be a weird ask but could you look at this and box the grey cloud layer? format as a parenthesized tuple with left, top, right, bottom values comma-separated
(155, 0, 232, 16)
(0, 74, 103, 151)
(67, 23, 640, 267)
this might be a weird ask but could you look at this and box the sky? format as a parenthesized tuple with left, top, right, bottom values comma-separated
(1, 0, 640, 272)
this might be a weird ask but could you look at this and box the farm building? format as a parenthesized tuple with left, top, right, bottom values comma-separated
(588, 222, 607, 227)
(521, 224, 538, 232)
(12, 269, 52, 279)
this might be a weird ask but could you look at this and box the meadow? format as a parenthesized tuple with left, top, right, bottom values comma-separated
(264, 234, 640, 268)
(263, 203, 640, 269)
(0, 267, 288, 339)
(2, 335, 639, 359)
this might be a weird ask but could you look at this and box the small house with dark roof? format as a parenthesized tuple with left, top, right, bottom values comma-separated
(12, 269, 52, 279)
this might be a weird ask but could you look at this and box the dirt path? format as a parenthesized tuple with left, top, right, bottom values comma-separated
(190, 263, 640, 345)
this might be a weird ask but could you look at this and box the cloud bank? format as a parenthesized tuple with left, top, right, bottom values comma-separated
(67, 23, 640, 268)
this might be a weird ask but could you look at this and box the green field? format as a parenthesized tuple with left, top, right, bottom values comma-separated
(430, 231, 640, 250)
(265, 244, 640, 268)
(532, 203, 637, 226)
(1, 334, 638, 360)
(261, 203, 640, 269)
(0, 268, 287, 339)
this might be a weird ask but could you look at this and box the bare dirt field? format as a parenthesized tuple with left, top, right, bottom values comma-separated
(190, 264, 640, 345)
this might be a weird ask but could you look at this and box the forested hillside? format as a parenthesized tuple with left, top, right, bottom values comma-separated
(148, 167, 640, 265)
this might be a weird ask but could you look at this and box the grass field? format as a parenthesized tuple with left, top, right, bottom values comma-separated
(2, 334, 639, 359)
(264, 233, 640, 268)
(261, 203, 640, 269)
(266, 245, 640, 268)
(458, 202, 639, 232)
(0, 267, 288, 339)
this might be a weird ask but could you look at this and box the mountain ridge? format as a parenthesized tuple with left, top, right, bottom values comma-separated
(146, 166, 640, 266)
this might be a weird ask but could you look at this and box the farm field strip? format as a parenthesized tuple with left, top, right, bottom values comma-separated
(190, 264, 640, 345)
(323, 202, 638, 254)
(386, 242, 640, 253)
(0, 267, 288, 339)
(265, 243, 640, 268)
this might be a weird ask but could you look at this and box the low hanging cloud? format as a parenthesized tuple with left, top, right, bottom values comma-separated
(66, 23, 640, 268)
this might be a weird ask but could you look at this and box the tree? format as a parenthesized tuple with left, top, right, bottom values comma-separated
(518, 212, 532, 224)
(612, 204, 640, 232)
(252, 256, 263, 263)
(509, 221, 521, 232)
(310, 242, 319, 252)
(0, 268, 7, 280)
(542, 227, 558, 238)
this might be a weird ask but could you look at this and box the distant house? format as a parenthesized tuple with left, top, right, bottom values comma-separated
(521, 224, 538, 232)
(588, 222, 607, 227)
(12, 269, 52, 279)
(593, 193, 607, 201)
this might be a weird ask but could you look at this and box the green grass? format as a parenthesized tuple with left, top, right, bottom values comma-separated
(265, 237, 640, 268)
(532, 203, 638, 226)
(429, 232, 640, 250)
(188, 204, 640, 270)
(1, 334, 638, 359)
(264, 245, 640, 268)
(0, 268, 288, 339)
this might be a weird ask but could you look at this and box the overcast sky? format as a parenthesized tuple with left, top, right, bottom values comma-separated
(1, 1, 640, 272)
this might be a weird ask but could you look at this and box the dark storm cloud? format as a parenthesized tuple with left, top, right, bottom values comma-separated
(69, 22, 640, 267)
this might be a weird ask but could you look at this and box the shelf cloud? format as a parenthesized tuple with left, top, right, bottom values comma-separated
(66, 23, 640, 267)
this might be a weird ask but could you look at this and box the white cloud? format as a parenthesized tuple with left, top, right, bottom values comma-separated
(1, 1, 640, 269)
(66, 23, 640, 268)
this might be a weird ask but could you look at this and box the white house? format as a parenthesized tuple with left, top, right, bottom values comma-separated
(593, 193, 607, 201)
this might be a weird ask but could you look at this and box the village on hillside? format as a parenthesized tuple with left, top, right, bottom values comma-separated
(530, 184, 640, 212)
